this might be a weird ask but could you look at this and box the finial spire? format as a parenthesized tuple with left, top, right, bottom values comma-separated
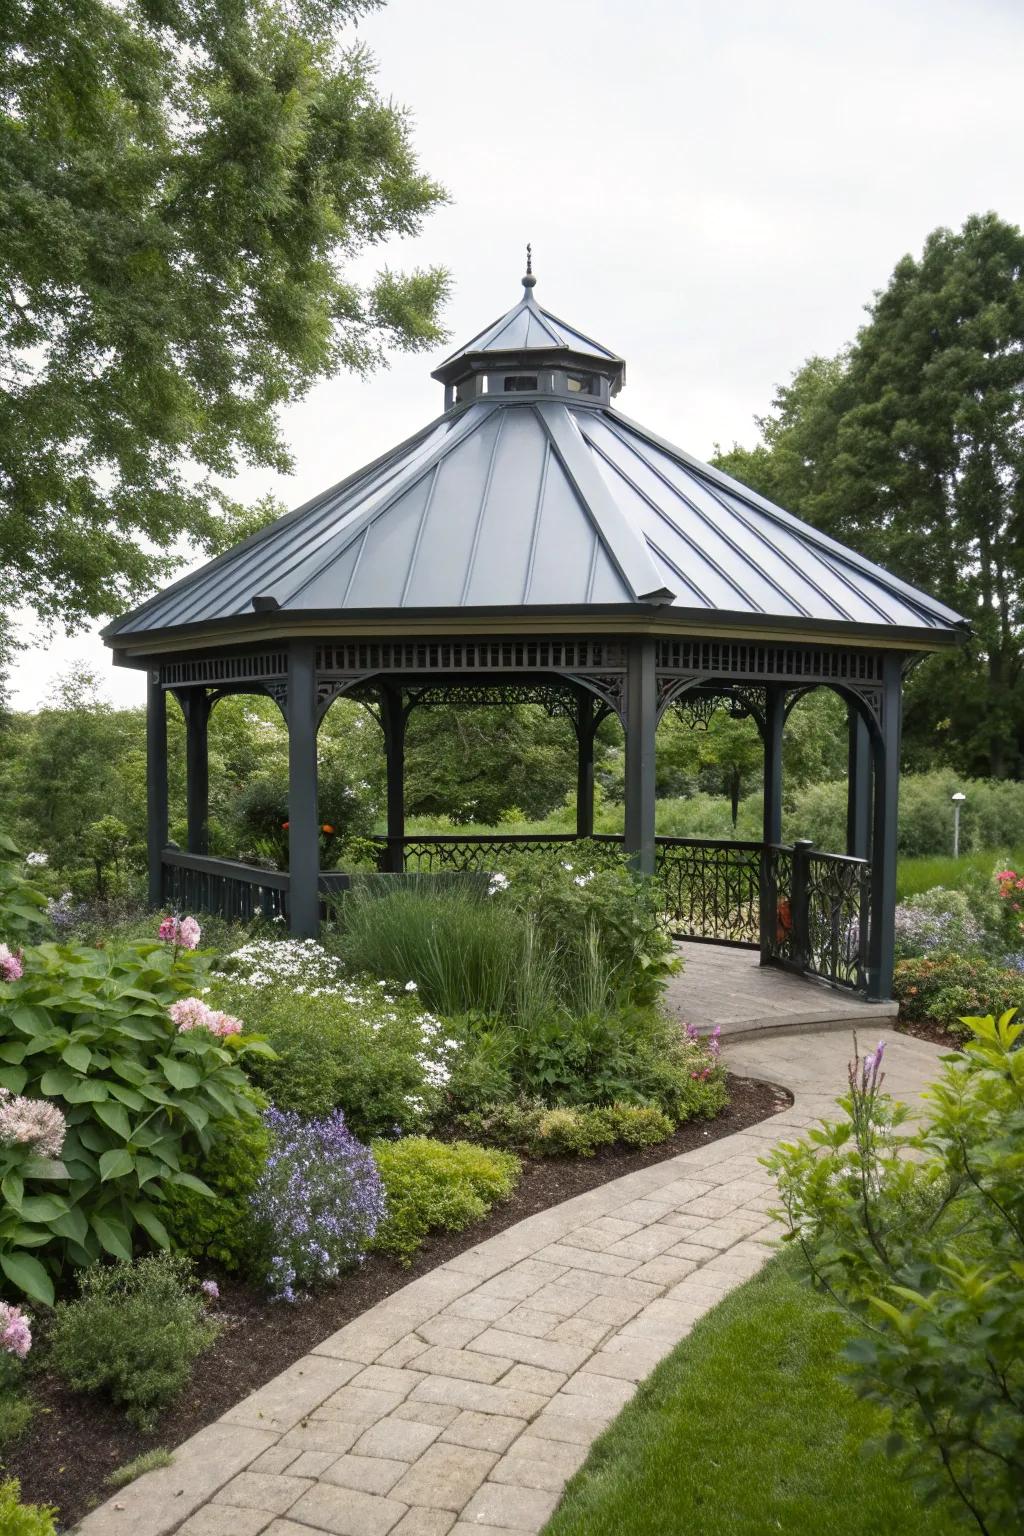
(522, 243, 536, 291)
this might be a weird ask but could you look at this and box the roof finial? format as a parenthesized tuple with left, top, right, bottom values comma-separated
(522, 243, 536, 291)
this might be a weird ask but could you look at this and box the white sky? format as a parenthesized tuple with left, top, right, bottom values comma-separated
(10, 0, 1024, 709)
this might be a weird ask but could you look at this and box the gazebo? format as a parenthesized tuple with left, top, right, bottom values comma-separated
(104, 259, 967, 1002)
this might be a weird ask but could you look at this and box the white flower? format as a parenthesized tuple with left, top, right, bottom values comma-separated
(24, 851, 48, 867)
(487, 872, 509, 896)
(404, 980, 418, 993)
(573, 872, 594, 887)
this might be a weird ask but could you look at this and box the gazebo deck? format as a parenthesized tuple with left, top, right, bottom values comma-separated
(665, 940, 899, 1039)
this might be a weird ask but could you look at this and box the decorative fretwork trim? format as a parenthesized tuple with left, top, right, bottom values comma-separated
(316, 639, 628, 676)
(656, 639, 884, 684)
(161, 652, 287, 688)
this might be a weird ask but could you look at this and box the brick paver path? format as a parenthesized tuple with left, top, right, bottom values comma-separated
(77, 1027, 941, 1536)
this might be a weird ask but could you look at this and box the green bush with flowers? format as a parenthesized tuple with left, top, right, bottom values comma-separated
(0, 867, 272, 1305)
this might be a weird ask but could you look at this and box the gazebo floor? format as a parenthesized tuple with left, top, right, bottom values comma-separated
(666, 942, 899, 1040)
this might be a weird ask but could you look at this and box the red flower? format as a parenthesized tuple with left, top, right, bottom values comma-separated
(281, 821, 289, 830)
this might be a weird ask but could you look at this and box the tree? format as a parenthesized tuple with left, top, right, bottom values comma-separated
(715, 214, 1024, 777)
(0, 0, 448, 629)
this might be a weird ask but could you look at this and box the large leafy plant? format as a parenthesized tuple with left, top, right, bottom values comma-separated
(766, 1020, 1024, 1534)
(0, 932, 269, 1306)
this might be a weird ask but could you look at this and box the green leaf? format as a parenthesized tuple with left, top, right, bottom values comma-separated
(169, 1169, 215, 1198)
(94, 1101, 131, 1140)
(1, 1173, 23, 1211)
(50, 1203, 88, 1244)
(9, 1007, 50, 1038)
(21, 1156, 68, 1180)
(0, 1251, 55, 1306)
(0, 1042, 28, 1064)
(91, 1212, 134, 1261)
(107, 1082, 146, 1110)
(39, 1067, 77, 1097)
(130, 1201, 170, 1248)
(63, 1078, 110, 1104)
(20, 1193, 69, 1223)
(159, 1056, 201, 1091)
(0, 1066, 28, 1094)
(61, 1041, 93, 1072)
(99, 1147, 135, 1182)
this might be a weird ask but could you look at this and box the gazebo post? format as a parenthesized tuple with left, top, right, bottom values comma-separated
(575, 689, 596, 840)
(287, 641, 320, 937)
(382, 684, 406, 873)
(846, 704, 872, 859)
(146, 671, 168, 908)
(759, 683, 786, 960)
(184, 692, 211, 855)
(624, 639, 657, 874)
(866, 654, 903, 1000)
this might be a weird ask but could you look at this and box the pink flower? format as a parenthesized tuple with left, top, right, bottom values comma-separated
(0, 944, 23, 982)
(159, 915, 202, 950)
(200, 1279, 220, 1301)
(0, 1303, 32, 1359)
(169, 998, 244, 1038)
(0, 1088, 66, 1158)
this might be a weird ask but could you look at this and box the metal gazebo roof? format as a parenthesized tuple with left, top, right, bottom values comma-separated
(105, 267, 968, 650)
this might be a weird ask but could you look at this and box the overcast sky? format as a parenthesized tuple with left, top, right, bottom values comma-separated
(10, 0, 1024, 709)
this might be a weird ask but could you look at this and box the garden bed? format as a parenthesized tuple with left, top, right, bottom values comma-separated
(895, 1013, 965, 1050)
(7, 1073, 788, 1530)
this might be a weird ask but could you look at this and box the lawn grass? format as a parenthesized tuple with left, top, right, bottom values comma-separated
(895, 845, 1024, 901)
(543, 1254, 964, 1536)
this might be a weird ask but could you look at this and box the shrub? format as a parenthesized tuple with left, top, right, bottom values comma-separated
(249, 1109, 386, 1300)
(0, 914, 268, 1306)
(894, 954, 1024, 1035)
(892, 886, 986, 959)
(162, 1097, 271, 1274)
(0, 835, 49, 945)
(766, 1017, 1024, 1533)
(213, 940, 461, 1138)
(49, 1253, 219, 1430)
(371, 1138, 520, 1263)
(0, 1479, 57, 1536)
(456, 1099, 675, 1157)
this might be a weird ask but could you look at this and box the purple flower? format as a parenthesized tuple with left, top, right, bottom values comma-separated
(0, 1303, 31, 1359)
(200, 1279, 220, 1302)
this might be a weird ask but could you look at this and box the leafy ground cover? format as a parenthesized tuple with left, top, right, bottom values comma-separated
(544, 1255, 963, 1536)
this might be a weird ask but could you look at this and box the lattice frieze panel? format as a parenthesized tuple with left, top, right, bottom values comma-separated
(316, 639, 628, 676)
(656, 639, 884, 686)
(161, 652, 287, 688)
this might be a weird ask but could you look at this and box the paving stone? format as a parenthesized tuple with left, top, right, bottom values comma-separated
(534, 1243, 639, 1277)
(576, 1293, 643, 1326)
(619, 1298, 704, 1342)
(557, 1225, 621, 1253)
(354, 1415, 445, 1461)
(349, 1364, 425, 1395)
(278, 1420, 362, 1456)
(316, 1384, 409, 1426)
(497, 1363, 566, 1396)
(390, 1443, 498, 1511)
(322, 1454, 409, 1494)
(547, 1269, 661, 1304)
(391, 1512, 456, 1536)
(445, 1291, 519, 1324)
(663, 1239, 720, 1262)
(471, 1264, 563, 1303)
(214, 1471, 313, 1514)
(461, 1481, 559, 1530)
(611, 1198, 678, 1224)
(178, 1510, 275, 1536)
(410, 1374, 548, 1422)
(521, 1283, 589, 1317)
(249, 1445, 302, 1475)
(392, 1401, 461, 1428)
(288, 1451, 345, 1479)
(259, 1524, 332, 1536)
(656, 1211, 714, 1236)
(223, 1355, 364, 1433)
(544, 1314, 611, 1350)
(414, 1345, 513, 1383)
(493, 1305, 562, 1338)
(648, 1178, 715, 1205)
(605, 1225, 681, 1260)
(378, 1335, 430, 1369)
(287, 1482, 408, 1535)
(559, 1371, 636, 1408)
(315, 1315, 426, 1365)
(450, 1525, 513, 1536)
(416, 1313, 486, 1348)
(527, 1399, 616, 1445)
(587, 1339, 672, 1381)
(494, 1437, 588, 1490)
(630, 1256, 698, 1286)
(440, 1409, 527, 1452)
(470, 1329, 590, 1376)
(75, 1423, 280, 1536)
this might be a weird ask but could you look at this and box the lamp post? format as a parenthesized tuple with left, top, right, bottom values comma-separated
(951, 791, 966, 859)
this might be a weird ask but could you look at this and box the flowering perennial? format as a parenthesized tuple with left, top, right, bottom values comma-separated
(0, 944, 23, 982)
(0, 1088, 66, 1158)
(683, 1021, 722, 1080)
(250, 1108, 386, 1302)
(169, 997, 243, 1037)
(0, 1303, 31, 1359)
(158, 914, 202, 950)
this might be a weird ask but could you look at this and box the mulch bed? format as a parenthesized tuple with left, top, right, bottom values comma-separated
(7, 1074, 791, 1530)
(895, 1013, 966, 1050)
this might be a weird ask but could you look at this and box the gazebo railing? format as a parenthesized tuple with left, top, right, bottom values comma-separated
(160, 834, 870, 993)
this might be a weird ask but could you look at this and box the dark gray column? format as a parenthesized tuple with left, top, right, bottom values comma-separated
(184, 692, 211, 856)
(287, 641, 320, 937)
(381, 685, 406, 874)
(146, 671, 169, 908)
(846, 703, 873, 860)
(623, 640, 657, 875)
(759, 683, 786, 961)
(866, 654, 903, 1001)
(576, 689, 596, 841)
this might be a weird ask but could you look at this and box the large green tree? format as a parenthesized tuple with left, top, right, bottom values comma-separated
(715, 213, 1024, 777)
(0, 0, 447, 628)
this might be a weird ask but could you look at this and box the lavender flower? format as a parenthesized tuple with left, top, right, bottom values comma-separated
(200, 1279, 220, 1302)
(159, 914, 202, 949)
(0, 944, 23, 982)
(250, 1109, 386, 1302)
(0, 1088, 66, 1157)
(0, 1303, 31, 1359)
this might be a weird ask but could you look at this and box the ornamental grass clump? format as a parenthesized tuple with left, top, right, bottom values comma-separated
(250, 1108, 386, 1301)
(49, 1253, 219, 1431)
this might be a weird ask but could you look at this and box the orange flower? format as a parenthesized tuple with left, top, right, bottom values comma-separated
(321, 823, 335, 835)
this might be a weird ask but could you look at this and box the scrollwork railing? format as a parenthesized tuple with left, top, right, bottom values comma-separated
(655, 837, 762, 944)
(803, 849, 870, 990)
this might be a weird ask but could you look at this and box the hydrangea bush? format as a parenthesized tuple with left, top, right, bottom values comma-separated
(250, 1108, 386, 1300)
(214, 939, 461, 1138)
(893, 886, 985, 959)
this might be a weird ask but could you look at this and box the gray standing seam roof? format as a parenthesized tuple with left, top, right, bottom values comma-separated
(105, 275, 967, 643)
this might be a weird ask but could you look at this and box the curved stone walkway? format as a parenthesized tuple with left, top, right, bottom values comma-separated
(76, 1027, 941, 1536)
